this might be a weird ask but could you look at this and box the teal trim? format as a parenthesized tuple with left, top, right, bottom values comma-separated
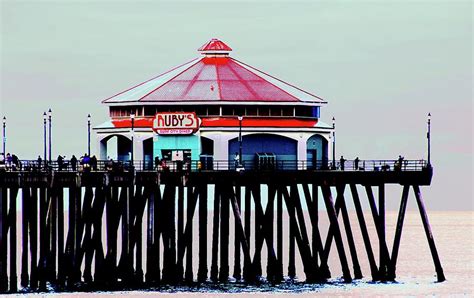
(153, 134, 201, 161)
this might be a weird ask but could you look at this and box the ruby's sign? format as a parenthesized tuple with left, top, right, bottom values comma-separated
(153, 112, 200, 135)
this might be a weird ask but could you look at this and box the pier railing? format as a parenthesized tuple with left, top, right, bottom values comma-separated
(0, 159, 428, 173)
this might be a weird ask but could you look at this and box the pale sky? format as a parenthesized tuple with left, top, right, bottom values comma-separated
(0, 0, 472, 210)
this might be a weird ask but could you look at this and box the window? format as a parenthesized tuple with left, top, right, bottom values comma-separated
(258, 106, 270, 116)
(207, 106, 220, 116)
(222, 106, 233, 116)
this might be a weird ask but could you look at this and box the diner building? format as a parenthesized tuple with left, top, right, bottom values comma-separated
(94, 38, 333, 169)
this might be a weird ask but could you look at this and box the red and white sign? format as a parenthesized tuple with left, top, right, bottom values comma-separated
(153, 112, 200, 135)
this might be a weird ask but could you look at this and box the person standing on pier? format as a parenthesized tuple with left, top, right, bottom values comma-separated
(37, 155, 42, 171)
(71, 155, 77, 171)
(57, 155, 64, 171)
(354, 157, 360, 170)
(340, 155, 346, 170)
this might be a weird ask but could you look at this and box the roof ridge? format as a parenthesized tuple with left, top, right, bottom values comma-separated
(228, 58, 301, 102)
(232, 58, 326, 103)
(136, 58, 203, 101)
(102, 57, 200, 103)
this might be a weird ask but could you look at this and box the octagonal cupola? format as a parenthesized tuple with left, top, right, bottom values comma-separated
(198, 38, 232, 56)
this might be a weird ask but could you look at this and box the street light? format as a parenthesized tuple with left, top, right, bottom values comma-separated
(238, 115, 243, 166)
(130, 112, 135, 169)
(2, 116, 6, 158)
(87, 114, 91, 156)
(427, 113, 431, 167)
(332, 117, 336, 169)
(48, 108, 52, 162)
(43, 112, 47, 164)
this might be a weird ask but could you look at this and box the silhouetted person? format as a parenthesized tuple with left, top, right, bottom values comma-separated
(234, 152, 240, 168)
(70, 155, 77, 171)
(57, 155, 64, 171)
(155, 156, 160, 170)
(354, 157, 360, 170)
(340, 155, 346, 171)
(12, 154, 19, 171)
(396, 155, 404, 171)
(91, 155, 97, 171)
(37, 155, 42, 170)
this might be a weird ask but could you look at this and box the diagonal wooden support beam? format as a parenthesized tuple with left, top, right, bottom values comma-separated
(412, 185, 445, 282)
(290, 184, 320, 282)
(197, 183, 208, 282)
(91, 185, 107, 284)
(337, 185, 363, 279)
(387, 185, 409, 280)
(0, 187, 6, 292)
(252, 184, 278, 281)
(280, 185, 317, 281)
(301, 184, 324, 267)
(350, 184, 378, 281)
(320, 184, 352, 283)
(227, 184, 253, 282)
(365, 185, 391, 280)
(233, 184, 242, 281)
(9, 187, 19, 292)
(21, 187, 30, 288)
(210, 183, 220, 282)
(251, 185, 263, 277)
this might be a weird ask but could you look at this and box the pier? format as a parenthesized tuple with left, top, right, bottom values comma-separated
(0, 159, 445, 293)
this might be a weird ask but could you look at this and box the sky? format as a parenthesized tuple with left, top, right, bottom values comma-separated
(0, 0, 472, 210)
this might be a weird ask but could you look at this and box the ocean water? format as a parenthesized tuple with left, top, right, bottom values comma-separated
(9, 211, 471, 297)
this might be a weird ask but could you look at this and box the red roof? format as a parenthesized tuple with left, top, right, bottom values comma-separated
(103, 39, 325, 104)
(198, 38, 232, 52)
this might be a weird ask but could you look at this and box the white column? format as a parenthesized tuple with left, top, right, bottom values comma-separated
(203, 132, 235, 170)
(132, 133, 144, 162)
(97, 136, 108, 160)
(297, 135, 308, 170)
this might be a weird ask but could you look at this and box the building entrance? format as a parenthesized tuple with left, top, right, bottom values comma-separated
(161, 149, 192, 161)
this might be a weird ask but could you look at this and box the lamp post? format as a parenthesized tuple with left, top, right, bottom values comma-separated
(87, 114, 91, 156)
(130, 112, 135, 169)
(48, 108, 52, 162)
(238, 115, 243, 166)
(427, 113, 431, 167)
(332, 117, 336, 169)
(43, 112, 47, 164)
(2, 116, 6, 158)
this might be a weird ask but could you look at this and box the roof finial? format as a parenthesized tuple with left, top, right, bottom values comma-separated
(198, 38, 232, 55)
